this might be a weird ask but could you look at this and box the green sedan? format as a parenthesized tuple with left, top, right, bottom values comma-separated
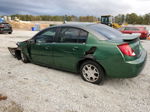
(8, 24, 147, 84)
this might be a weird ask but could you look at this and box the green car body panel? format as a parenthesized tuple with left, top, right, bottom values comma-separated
(16, 24, 147, 78)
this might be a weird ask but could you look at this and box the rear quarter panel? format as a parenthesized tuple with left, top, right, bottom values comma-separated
(86, 33, 125, 77)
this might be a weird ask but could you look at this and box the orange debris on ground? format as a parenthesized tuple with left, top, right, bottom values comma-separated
(0, 94, 7, 101)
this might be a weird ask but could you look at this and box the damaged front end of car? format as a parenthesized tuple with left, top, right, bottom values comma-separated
(8, 42, 22, 60)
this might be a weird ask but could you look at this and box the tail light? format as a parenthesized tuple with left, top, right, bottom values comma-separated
(118, 43, 136, 56)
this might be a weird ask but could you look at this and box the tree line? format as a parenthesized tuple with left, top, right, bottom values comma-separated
(10, 15, 98, 22)
(8, 13, 150, 25)
(115, 13, 150, 25)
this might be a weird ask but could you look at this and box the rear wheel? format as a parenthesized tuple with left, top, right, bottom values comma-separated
(8, 32, 12, 34)
(21, 51, 29, 63)
(80, 60, 104, 84)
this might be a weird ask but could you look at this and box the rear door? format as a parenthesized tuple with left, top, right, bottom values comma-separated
(53, 27, 88, 71)
(29, 27, 57, 66)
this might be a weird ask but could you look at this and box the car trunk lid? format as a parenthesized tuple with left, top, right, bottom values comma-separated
(111, 34, 142, 59)
(121, 34, 141, 57)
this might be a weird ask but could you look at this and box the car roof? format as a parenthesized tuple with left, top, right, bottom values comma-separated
(56, 23, 105, 39)
(55, 23, 95, 28)
(51, 23, 104, 33)
(49, 23, 107, 40)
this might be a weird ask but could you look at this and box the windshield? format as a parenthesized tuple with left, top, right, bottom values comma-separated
(88, 24, 122, 40)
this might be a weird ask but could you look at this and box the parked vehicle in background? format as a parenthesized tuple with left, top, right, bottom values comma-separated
(100, 15, 122, 29)
(0, 23, 13, 34)
(8, 24, 147, 84)
(119, 26, 149, 39)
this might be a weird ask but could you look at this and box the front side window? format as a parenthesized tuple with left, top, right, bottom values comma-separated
(35, 28, 56, 43)
(58, 27, 88, 43)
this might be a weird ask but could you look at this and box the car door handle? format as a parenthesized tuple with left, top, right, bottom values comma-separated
(72, 47, 79, 51)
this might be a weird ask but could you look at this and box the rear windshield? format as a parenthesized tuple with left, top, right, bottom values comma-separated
(88, 24, 122, 40)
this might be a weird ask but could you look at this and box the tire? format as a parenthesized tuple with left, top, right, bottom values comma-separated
(8, 32, 12, 34)
(80, 60, 104, 84)
(21, 51, 29, 63)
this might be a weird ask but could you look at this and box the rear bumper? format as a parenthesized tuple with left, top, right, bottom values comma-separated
(122, 50, 147, 78)
(98, 50, 147, 78)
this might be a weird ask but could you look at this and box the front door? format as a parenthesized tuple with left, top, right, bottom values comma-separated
(53, 27, 88, 71)
(29, 28, 57, 66)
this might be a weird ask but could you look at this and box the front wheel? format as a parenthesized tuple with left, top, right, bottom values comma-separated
(21, 51, 29, 63)
(80, 60, 104, 84)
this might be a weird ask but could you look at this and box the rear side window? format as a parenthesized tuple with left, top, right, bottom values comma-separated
(58, 27, 88, 43)
(78, 30, 88, 43)
(88, 24, 122, 40)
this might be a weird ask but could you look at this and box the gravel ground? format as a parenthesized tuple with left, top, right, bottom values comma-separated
(0, 30, 150, 112)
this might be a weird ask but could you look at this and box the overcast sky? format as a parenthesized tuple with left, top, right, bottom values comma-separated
(0, 0, 150, 16)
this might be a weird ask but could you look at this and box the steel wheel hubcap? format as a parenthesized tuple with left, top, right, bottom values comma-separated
(82, 64, 100, 82)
